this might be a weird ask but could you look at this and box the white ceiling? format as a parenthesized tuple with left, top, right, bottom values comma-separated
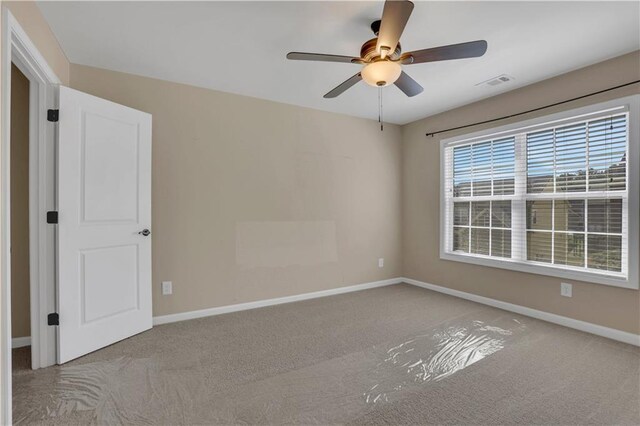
(38, 1, 639, 125)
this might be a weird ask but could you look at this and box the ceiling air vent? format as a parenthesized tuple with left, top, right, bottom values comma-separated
(476, 74, 514, 87)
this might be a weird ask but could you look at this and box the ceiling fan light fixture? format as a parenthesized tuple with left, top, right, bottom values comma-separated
(361, 60, 401, 87)
(287, 0, 487, 99)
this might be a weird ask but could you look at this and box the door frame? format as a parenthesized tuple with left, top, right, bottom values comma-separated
(1, 7, 60, 424)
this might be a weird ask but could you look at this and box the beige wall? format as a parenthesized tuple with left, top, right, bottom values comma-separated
(0, 0, 637, 337)
(70, 64, 403, 317)
(402, 51, 640, 334)
(10, 64, 29, 338)
(3, 1, 69, 85)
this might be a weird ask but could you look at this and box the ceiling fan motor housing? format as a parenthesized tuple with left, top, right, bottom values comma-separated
(360, 37, 402, 62)
(285, 1, 486, 98)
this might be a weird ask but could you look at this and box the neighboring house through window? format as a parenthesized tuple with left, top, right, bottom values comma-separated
(440, 96, 639, 288)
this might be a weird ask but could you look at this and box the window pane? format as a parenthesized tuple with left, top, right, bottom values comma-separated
(472, 142, 492, 196)
(527, 231, 552, 263)
(453, 227, 469, 253)
(493, 138, 515, 195)
(454, 202, 470, 226)
(446, 112, 628, 279)
(526, 200, 552, 230)
(491, 200, 512, 228)
(453, 179, 471, 198)
(588, 115, 626, 192)
(555, 123, 586, 193)
(527, 129, 554, 193)
(587, 234, 622, 272)
(554, 233, 585, 267)
(587, 199, 622, 233)
(554, 200, 585, 232)
(471, 201, 490, 227)
(471, 228, 490, 255)
(491, 229, 511, 258)
(453, 145, 472, 197)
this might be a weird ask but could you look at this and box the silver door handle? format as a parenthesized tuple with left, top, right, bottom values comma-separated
(138, 229, 151, 236)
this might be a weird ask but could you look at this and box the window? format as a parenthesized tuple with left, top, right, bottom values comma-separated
(441, 96, 639, 288)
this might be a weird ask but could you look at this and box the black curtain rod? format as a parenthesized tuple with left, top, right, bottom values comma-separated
(425, 80, 640, 138)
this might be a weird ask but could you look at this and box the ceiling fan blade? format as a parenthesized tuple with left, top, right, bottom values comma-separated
(376, 0, 414, 57)
(286, 52, 363, 64)
(400, 40, 488, 65)
(394, 71, 423, 97)
(324, 73, 363, 98)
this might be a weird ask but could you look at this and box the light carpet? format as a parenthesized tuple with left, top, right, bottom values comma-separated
(12, 283, 640, 425)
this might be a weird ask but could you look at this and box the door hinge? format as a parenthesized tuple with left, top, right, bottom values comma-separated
(47, 313, 59, 326)
(46, 211, 58, 224)
(47, 109, 59, 122)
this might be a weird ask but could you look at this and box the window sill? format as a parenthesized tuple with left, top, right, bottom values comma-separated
(440, 251, 637, 289)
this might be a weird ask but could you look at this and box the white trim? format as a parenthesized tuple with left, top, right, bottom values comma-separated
(5, 9, 60, 371)
(153, 276, 639, 348)
(440, 95, 640, 289)
(439, 252, 633, 288)
(153, 278, 402, 326)
(2, 8, 60, 425)
(12, 54, 58, 372)
(11, 336, 31, 349)
(402, 277, 640, 347)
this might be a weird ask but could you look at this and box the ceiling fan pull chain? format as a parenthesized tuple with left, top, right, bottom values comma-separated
(381, 88, 384, 131)
(378, 87, 384, 131)
(378, 87, 381, 127)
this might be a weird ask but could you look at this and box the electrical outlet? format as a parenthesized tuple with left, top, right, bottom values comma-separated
(162, 281, 173, 296)
(560, 282, 572, 298)
(378, 258, 384, 268)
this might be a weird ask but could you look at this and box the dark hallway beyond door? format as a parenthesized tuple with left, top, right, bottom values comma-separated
(10, 63, 31, 350)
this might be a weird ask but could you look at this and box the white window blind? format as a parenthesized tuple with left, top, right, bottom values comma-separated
(451, 137, 515, 258)
(441, 102, 637, 287)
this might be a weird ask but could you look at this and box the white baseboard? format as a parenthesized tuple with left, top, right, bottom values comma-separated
(401, 277, 640, 347)
(153, 278, 402, 326)
(11, 336, 31, 349)
(153, 276, 639, 347)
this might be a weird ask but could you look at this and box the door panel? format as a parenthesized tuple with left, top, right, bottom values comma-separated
(80, 245, 139, 324)
(57, 86, 152, 363)
(81, 112, 139, 223)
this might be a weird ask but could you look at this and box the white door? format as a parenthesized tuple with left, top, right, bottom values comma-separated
(57, 86, 152, 363)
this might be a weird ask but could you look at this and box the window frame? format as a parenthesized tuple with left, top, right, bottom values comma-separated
(439, 95, 639, 289)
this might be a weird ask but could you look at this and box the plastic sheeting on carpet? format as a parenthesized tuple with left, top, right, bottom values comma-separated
(11, 284, 640, 425)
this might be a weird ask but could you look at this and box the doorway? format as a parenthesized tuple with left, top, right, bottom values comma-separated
(10, 63, 32, 369)
(2, 10, 153, 424)
(2, 9, 61, 423)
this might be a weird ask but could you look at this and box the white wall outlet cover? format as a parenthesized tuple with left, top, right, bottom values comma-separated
(162, 281, 173, 295)
(378, 258, 384, 268)
(560, 282, 572, 297)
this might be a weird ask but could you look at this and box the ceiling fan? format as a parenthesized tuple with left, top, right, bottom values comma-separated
(286, 0, 488, 99)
